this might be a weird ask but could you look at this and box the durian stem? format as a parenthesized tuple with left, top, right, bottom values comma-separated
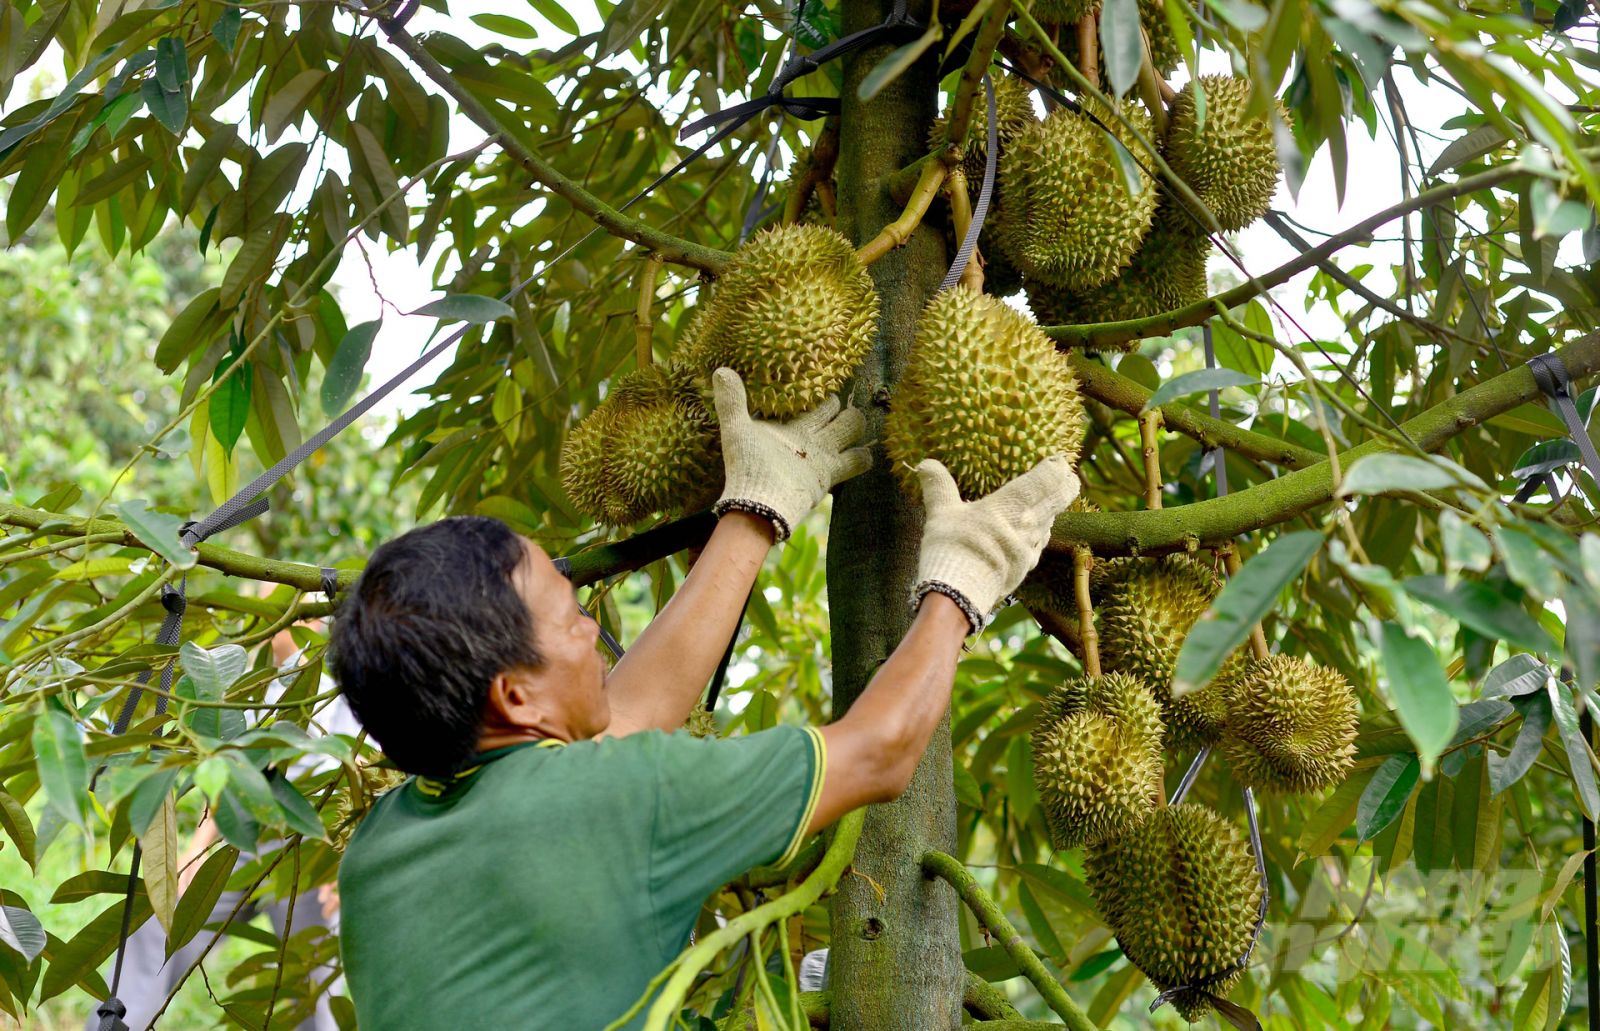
(920, 852, 1098, 1031)
(857, 159, 948, 264)
(1224, 546, 1272, 661)
(943, 0, 1014, 156)
(1134, 31, 1171, 136)
(1139, 410, 1164, 510)
(1073, 547, 1101, 678)
(634, 255, 662, 368)
(1028, 603, 1083, 657)
(381, 22, 732, 275)
(944, 169, 985, 292)
(1074, 13, 1099, 91)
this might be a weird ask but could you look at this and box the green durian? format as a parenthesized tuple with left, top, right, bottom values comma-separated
(1086, 803, 1262, 1021)
(683, 706, 720, 739)
(1094, 555, 1243, 748)
(1166, 75, 1286, 233)
(930, 73, 1040, 184)
(559, 363, 722, 525)
(1222, 655, 1359, 794)
(885, 288, 1086, 500)
(1032, 672, 1164, 849)
(681, 224, 878, 418)
(999, 103, 1157, 293)
(1026, 208, 1210, 343)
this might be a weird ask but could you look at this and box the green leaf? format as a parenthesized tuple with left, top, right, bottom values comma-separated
(212, 7, 242, 51)
(1543, 849, 1592, 923)
(114, 499, 196, 569)
(1402, 575, 1556, 653)
(1481, 654, 1553, 698)
(1440, 511, 1492, 573)
(321, 320, 380, 415)
(1142, 368, 1257, 413)
(1006, 736, 1038, 822)
(127, 766, 180, 838)
(39, 897, 151, 1003)
(32, 709, 88, 828)
(856, 23, 942, 102)
(140, 794, 179, 933)
(179, 641, 247, 700)
(1492, 693, 1553, 795)
(262, 68, 326, 143)
(1548, 677, 1599, 820)
(1563, 576, 1600, 694)
(140, 78, 187, 135)
(154, 37, 188, 89)
(0, 790, 37, 870)
(527, 0, 580, 34)
(222, 754, 280, 824)
(409, 294, 515, 324)
(1297, 765, 1376, 857)
(1171, 531, 1323, 697)
(1378, 624, 1458, 774)
(1099, 0, 1143, 98)
(472, 12, 539, 37)
(167, 845, 239, 954)
(270, 776, 326, 839)
(1358, 753, 1420, 841)
(0, 906, 45, 963)
(1337, 453, 1488, 497)
(209, 363, 252, 456)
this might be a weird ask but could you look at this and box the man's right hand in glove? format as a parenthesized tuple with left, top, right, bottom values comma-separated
(805, 454, 1080, 834)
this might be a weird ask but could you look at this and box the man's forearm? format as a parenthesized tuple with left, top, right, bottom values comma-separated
(603, 512, 775, 733)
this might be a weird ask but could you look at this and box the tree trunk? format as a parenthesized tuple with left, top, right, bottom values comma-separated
(827, 3, 963, 1027)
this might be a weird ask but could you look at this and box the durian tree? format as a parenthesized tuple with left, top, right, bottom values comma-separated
(7, 0, 1600, 1027)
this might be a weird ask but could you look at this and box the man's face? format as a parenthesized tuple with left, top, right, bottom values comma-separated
(512, 538, 611, 738)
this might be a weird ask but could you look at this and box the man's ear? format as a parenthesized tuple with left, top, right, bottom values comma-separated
(484, 669, 543, 727)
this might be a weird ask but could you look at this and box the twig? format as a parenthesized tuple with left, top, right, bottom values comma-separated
(1139, 409, 1163, 510)
(634, 255, 663, 368)
(857, 159, 948, 263)
(1073, 547, 1099, 677)
(1074, 13, 1099, 92)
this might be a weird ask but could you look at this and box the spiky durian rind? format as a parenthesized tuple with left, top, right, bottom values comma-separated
(1086, 804, 1262, 1021)
(681, 224, 879, 418)
(1166, 76, 1286, 234)
(885, 289, 1086, 501)
(1026, 208, 1211, 343)
(1093, 555, 1244, 748)
(559, 363, 723, 525)
(1221, 655, 1359, 794)
(1033, 673, 1165, 849)
(930, 73, 1041, 183)
(998, 103, 1158, 293)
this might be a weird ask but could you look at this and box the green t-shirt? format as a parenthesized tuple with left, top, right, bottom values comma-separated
(338, 726, 826, 1030)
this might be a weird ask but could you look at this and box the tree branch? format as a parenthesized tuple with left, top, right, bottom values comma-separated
(1045, 162, 1528, 350)
(1049, 331, 1600, 554)
(942, 0, 1013, 157)
(921, 850, 1097, 1031)
(380, 23, 732, 274)
(1066, 354, 1323, 469)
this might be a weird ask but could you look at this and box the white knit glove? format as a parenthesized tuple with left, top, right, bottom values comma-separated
(912, 456, 1081, 634)
(711, 368, 872, 541)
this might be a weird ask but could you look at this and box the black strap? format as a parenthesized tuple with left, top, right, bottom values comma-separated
(940, 73, 997, 291)
(704, 589, 752, 712)
(1526, 353, 1600, 492)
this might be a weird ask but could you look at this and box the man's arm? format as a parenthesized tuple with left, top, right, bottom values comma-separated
(805, 455, 1081, 834)
(602, 368, 869, 737)
(603, 512, 773, 735)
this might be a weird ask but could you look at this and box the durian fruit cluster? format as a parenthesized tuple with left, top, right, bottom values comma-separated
(960, 62, 1285, 346)
(559, 224, 879, 524)
(1027, 554, 1359, 1017)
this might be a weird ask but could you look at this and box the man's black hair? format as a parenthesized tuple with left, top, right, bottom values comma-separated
(330, 516, 541, 778)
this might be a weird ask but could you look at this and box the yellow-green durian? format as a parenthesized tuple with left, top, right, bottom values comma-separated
(683, 706, 720, 739)
(1086, 804, 1262, 1021)
(999, 103, 1157, 292)
(885, 288, 1086, 500)
(1026, 208, 1210, 343)
(930, 73, 1040, 184)
(1032, 672, 1164, 849)
(1222, 655, 1359, 794)
(1166, 76, 1286, 233)
(1094, 555, 1243, 748)
(559, 363, 722, 525)
(681, 224, 878, 418)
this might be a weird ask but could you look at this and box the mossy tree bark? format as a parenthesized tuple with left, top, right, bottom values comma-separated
(826, 2, 964, 1028)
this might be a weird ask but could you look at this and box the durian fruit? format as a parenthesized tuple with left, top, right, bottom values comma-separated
(998, 103, 1157, 293)
(1094, 555, 1243, 748)
(885, 289, 1086, 500)
(1222, 655, 1359, 794)
(1165, 76, 1286, 234)
(680, 224, 878, 418)
(1026, 208, 1211, 340)
(1031, 0, 1096, 22)
(1056, 0, 1182, 79)
(1086, 803, 1262, 1020)
(1032, 672, 1164, 849)
(683, 706, 720, 739)
(929, 73, 1039, 184)
(559, 363, 722, 525)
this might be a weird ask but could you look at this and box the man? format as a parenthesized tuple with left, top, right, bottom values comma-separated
(331, 368, 1078, 1028)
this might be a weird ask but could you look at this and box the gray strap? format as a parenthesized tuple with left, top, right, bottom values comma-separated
(941, 72, 997, 291)
(1528, 353, 1600, 490)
